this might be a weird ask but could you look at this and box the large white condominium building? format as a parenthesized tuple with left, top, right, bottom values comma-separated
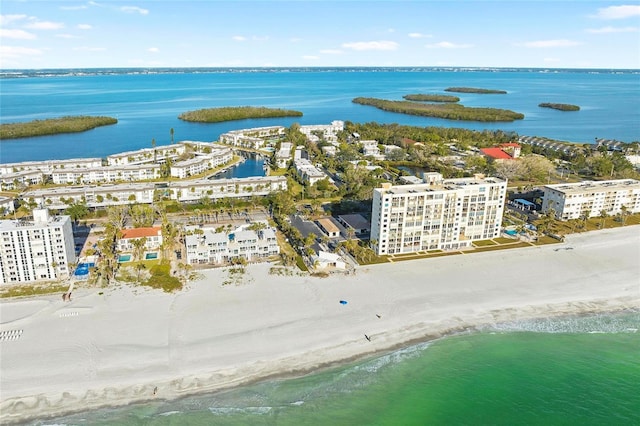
(541, 179, 640, 220)
(371, 173, 507, 255)
(0, 209, 75, 285)
(299, 121, 344, 144)
(219, 126, 285, 150)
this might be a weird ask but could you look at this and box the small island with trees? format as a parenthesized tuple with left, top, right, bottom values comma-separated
(403, 94, 460, 103)
(0, 116, 117, 140)
(178, 106, 303, 123)
(538, 103, 580, 111)
(445, 87, 507, 94)
(352, 97, 524, 122)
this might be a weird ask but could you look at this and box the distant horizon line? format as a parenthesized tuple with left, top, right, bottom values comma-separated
(2, 66, 639, 72)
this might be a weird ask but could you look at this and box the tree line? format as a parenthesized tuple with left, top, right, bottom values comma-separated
(178, 106, 303, 123)
(0, 116, 117, 140)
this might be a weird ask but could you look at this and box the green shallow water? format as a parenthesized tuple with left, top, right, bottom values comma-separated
(39, 312, 640, 426)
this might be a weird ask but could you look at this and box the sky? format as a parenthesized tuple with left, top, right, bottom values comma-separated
(1, 1, 639, 69)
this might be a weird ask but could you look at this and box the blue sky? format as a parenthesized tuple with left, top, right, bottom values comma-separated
(1, 1, 639, 69)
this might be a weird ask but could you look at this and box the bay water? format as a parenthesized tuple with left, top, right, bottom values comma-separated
(1, 68, 639, 164)
(37, 310, 640, 425)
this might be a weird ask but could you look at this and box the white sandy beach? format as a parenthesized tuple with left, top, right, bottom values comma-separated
(1, 226, 639, 424)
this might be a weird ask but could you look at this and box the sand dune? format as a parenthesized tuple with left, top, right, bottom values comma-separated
(1, 226, 638, 424)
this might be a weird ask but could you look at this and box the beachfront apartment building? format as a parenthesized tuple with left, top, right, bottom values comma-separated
(371, 173, 507, 255)
(106, 145, 185, 166)
(541, 179, 640, 220)
(0, 209, 75, 285)
(118, 227, 163, 252)
(185, 224, 279, 265)
(219, 126, 285, 150)
(22, 176, 288, 210)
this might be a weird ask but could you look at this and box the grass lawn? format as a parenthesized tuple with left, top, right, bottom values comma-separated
(0, 282, 69, 299)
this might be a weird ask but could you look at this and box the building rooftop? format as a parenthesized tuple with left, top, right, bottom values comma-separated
(120, 227, 162, 239)
(544, 179, 640, 195)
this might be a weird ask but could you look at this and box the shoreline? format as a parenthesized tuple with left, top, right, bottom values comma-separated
(1, 226, 638, 424)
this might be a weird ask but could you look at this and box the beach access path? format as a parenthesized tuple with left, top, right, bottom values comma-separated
(1, 226, 638, 424)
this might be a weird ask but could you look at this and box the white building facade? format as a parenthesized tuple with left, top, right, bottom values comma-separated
(371, 173, 507, 255)
(185, 225, 279, 264)
(0, 209, 75, 285)
(541, 179, 640, 220)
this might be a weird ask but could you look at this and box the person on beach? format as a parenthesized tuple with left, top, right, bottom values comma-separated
(153, 386, 158, 396)
(364, 334, 371, 342)
(62, 293, 67, 301)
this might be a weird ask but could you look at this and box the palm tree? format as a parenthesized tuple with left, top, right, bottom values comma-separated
(600, 210, 608, 229)
(131, 237, 147, 261)
(170, 128, 175, 144)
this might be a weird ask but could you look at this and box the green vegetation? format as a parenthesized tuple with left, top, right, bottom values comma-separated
(178, 106, 303, 123)
(0, 116, 117, 140)
(0, 283, 69, 299)
(142, 261, 182, 292)
(352, 97, 524, 122)
(445, 87, 507, 94)
(403, 94, 460, 103)
(539, 103, 580, 111)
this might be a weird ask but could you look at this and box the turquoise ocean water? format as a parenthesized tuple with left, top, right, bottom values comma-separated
(37, 311, 640, 426)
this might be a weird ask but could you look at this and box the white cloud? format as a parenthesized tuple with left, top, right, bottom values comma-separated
(302, 55, 319, 60)
(56, 34, 78, 39)
(408, 32, 432, 39)
(77, 24, 92, 30)
(425, 41, 473, 49)
(148, 47, 159, 53)
(520, 39, 581, 48)
(120, 6, 149, 15)
(251, 35, 269, 42)
(319, 49, 343, 54)
(232, 35, 246, 41)
(0, 29, 37, 40)
(0, 45, 43, 58)
(341, 40, 398, 51)
(586, 26, 638, 34)
(0, 14, 28, 25)
(25, 20, 65, 30)
(592, 5, 640, 20)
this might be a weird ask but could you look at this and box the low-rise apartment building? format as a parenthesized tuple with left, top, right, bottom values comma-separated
(22, 176, 288, 210)
(0, 209, 75, 285)
(219, 126, 285, 150)
(294, 158, 327, 186)
(0, 158, 103, 175)
(299, 121, 344, 144)
(371, 173, 507, 255)
(185, 224, 279, 264)
(170, 146, 233, 178)
(541, 179, 640, 220)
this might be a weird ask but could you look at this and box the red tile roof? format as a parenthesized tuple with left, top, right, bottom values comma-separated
(500, 143, 521, 148)
(480, 147, 513, 160)
(120, 227, 162, 239)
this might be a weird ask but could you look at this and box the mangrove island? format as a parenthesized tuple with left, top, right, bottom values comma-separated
(178, 106, 303, 123)
(352, 97, 524, 122)
(0, 116, 118, 140)
(403, 94, 460, 103)
(445, 87, 507, 94)
(538, 103, 580, 111)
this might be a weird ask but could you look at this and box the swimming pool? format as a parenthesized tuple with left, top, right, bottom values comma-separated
(74, 262, 95, 276)
(118, 254, 132, 262)
(145, 252, 158, 260)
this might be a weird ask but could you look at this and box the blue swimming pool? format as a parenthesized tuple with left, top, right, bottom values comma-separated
(118, 254, 132, 262)
(145, 252, 158, 260)
(74, 262, 95, 276)
(505, 229, 518, 236)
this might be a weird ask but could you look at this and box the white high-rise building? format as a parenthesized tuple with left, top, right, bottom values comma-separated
(371, 173, 507, 255)
(0, 209, 76, 285)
